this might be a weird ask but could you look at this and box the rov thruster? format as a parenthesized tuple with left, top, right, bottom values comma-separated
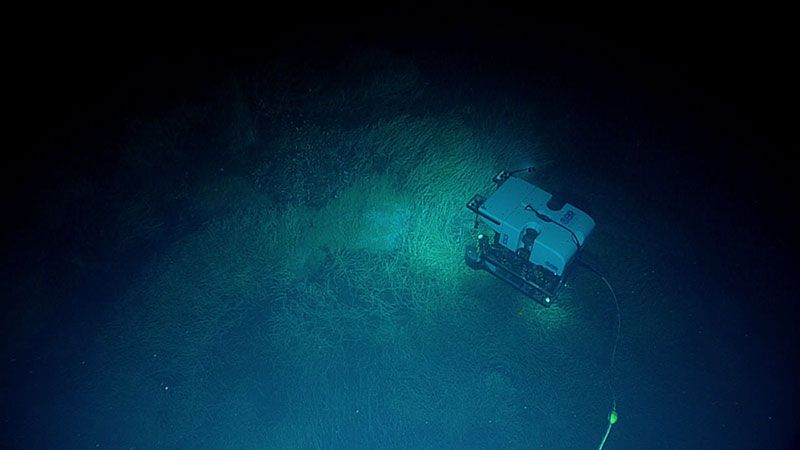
(465, 168, 596, 306)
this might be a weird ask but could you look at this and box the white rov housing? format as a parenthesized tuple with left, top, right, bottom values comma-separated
(466, 170, 595, 306)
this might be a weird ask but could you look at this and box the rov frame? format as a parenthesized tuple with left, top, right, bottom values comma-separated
(465, 170, 595, 306)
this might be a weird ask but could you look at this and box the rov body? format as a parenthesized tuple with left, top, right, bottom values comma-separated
(465, 170, 595, 306)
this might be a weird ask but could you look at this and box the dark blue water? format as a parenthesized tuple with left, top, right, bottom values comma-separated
(2, 18, 797, 449)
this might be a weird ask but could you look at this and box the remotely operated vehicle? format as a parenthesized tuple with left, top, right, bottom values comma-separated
(466, 168, 621, 448)
(465, 168, 596, 306)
